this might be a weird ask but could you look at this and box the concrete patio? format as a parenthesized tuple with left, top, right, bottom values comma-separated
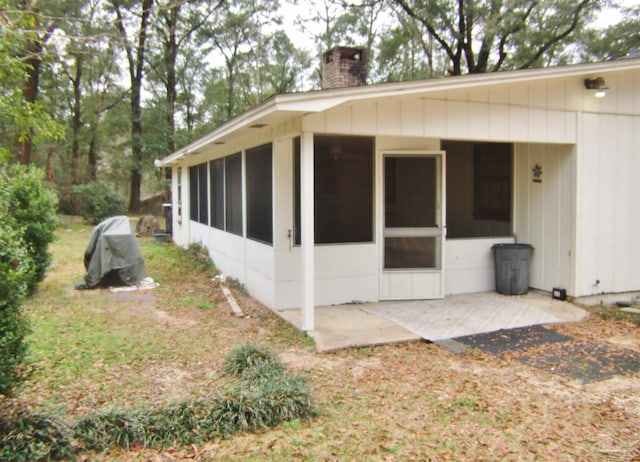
(276, 290, 589, 352)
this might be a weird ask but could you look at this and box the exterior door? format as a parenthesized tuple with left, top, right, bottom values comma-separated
(381, 152, 445, 299)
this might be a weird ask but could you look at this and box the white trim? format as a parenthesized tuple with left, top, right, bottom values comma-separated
(379, 150, 446, 299)
(300, 132, 315, 330)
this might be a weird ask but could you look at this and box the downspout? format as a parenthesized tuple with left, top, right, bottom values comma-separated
(300, 131, 315, 331)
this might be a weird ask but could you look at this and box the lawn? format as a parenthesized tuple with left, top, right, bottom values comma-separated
(6, 218, 640, 460)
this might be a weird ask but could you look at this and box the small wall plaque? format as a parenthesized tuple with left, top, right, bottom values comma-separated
(532, 163, 543, 183)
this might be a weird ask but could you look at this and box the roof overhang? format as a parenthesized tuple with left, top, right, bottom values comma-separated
(158, 57, 640, 167)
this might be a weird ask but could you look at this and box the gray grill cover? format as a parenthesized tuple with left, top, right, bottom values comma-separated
(77, 216, 146, 289)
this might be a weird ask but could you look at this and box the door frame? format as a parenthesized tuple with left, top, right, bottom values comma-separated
(378, 149, 446, 300)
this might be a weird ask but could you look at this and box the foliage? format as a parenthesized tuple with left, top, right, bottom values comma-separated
(1, 165, 59, 289)
(580, 4, 640, 61)
(388, 0, 602, 75)
(71, 181, 128, 224)
(0, 408, 76, 461)
(0, 164, 57, 395)
(185, 242, 218, 276)
(3, 344, 315, 457)
(0, 212, 32, 396)
(0, 1, 66, 161)
(222, 343, 284, 377)
(0, 338, 315, 459)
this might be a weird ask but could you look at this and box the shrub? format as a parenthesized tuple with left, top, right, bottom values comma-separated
(0, 213, 33, 396)
(0, 409, 76, 461)
(0, 163, 57, 396)
(1, 164, 58, 289)
(71, 182, 127, 224)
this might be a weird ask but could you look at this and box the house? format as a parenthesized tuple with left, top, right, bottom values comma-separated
(159, 48, 640, 331)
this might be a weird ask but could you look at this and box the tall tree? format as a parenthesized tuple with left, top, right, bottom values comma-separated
(200, 0, 281, 121)
(109, 0, 154, 212)
(580, 4, 640, 61)
(0, 1, 64, 163)
(388, 0, 602, 75)
(148, 0, 218, 154)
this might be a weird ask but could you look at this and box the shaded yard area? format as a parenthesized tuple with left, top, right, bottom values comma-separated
(4, 218, 640, 460)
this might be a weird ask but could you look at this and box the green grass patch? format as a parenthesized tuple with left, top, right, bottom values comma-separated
(586, 304, 640, 326)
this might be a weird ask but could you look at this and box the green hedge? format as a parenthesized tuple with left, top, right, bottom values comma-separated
(0, 164, 58, 396)
(1, 164, 58, 290)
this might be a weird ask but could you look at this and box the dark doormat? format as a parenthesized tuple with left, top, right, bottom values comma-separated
(453, 324, 574, 355)
(515, 341, 640, 384)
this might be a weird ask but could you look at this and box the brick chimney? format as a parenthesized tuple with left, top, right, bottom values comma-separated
(321, 46, 367, 89)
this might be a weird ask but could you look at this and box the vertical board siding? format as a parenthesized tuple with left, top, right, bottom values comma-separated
(515, 143, 575, 294)
(424, 99, 447, 136)
(613, 116, 634, 291)
(576, 111, 640, 296)
(401, 98, 424, 137)
(305, 86, 577, 144)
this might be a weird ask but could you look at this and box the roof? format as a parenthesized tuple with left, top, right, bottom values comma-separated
(159, 57, 640, 167)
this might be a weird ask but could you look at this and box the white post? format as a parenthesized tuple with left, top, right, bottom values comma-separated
(300, 131, 315, 331)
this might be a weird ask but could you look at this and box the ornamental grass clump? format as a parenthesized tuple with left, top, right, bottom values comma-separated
(222, 343, 284, 377)
(2, 345, 317, 458)
(66, 344, 317, 455)
(0, 408, 76, 462)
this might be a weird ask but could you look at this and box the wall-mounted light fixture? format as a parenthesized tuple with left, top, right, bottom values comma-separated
(584, 77, 609, 98)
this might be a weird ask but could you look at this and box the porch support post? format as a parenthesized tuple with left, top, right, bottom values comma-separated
(300, 131, 315, 331)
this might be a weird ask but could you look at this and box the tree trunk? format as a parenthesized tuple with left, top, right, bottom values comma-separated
(71, 55, 83, 184)
(114, 0, 154, 212)
(164, 3, 179, 154)
(17, 41, 43, 165)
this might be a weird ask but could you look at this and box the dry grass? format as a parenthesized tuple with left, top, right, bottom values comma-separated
(9, 219, 640, 460)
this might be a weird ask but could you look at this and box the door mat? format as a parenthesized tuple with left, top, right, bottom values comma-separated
(514, 340, 640, 384)
(453, 325, 574, 355)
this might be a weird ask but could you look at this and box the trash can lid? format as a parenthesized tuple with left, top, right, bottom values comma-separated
(491, 243, 534, 250)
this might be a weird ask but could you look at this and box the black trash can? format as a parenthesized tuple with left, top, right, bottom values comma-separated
(491, 243, 534, 295)
(162, 203, 172, 235)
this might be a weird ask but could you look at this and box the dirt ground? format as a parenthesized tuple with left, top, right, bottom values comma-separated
(84, 290, 640, 460)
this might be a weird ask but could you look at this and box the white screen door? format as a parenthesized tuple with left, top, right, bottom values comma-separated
(381, 152, 445, 299)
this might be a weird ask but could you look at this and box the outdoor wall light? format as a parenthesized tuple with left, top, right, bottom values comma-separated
(584, 77, 609, 98)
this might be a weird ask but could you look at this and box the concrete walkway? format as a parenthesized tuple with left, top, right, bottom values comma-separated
(276, 290, 588, 353)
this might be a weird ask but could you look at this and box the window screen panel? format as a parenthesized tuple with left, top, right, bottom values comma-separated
(314, 135, 374, 244)
(209, 159, 224, 230)
(225, 153, 243, 236)
(198, 163, 208, 224)
(189, 165, 198, 221)
(246, 143, 273, 244)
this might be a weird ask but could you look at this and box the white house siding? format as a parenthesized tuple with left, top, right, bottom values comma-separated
(302, 84, 581, 299)
(169, 65, 640, 309)
(575, 112, 640, 296)
(514, 143, 576, 295)
(303, 83, 576, 143)
(445, 237, 514, 294)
